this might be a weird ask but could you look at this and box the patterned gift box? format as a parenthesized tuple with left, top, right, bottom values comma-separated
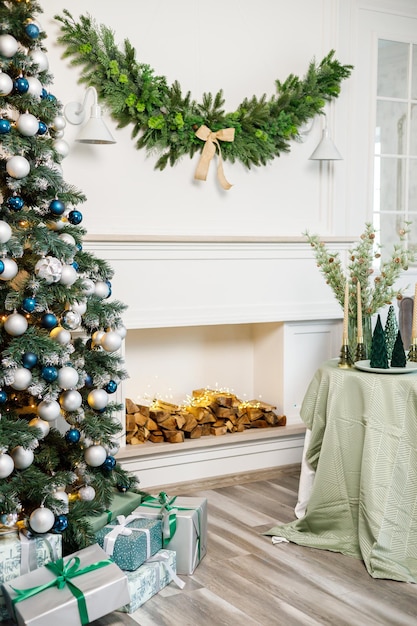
(84, 490, 143, 533)
(0, 531, 61, 623)
(133, 495, 208, 575)
(2, 543, 130, 626)
(118, 549, 185, 614)
(95, 514, 162, 571)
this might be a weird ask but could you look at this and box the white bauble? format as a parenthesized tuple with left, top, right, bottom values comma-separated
(50, 326, 71, 345)
(0, 258, 18, 280)
(115, 325, 127, 339)
(58, 233, 76, 246)
(53, 139, 70, 158)
(16, 113, 39, 137)
(11, 367, 32, 390)
(80, 278, 95, 295)
(47, 218, 66, 231)
(0, 221, 12, 243)
(94, 281, 110, 299)
(107, 441, 120, 456)
(53, 490, 69, 512)
(53, 129, 64, 139)
(29, 506, 55, 534)
(26, 76, 43, 98)
(29, 49, 49, 72)
(0, 453, 14, 478)
(71, 301, 87, 316)
(92, 330, 105, 346)
(6, 155, 30, 179)
(84, 445, 107, 467)
(87, 389, 108, 411)
(0, 73, 13, 96)
(59, 264, 77, 286)
(37, 399, 61, 422)
(79, 485, 96, 501)
(59, 389, 82, 412)
(28, 417, 50, 438)
(52, 115, 66, 131)
(57, 366, 79, 390)
(11, 446, 34, 470)
(4, 313, 28, 336)
(0, 34, 18, 57)
(35, 256, 62, 283)
(101, 331, 122, 353)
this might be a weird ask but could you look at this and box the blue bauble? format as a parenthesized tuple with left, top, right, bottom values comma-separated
(25, 23, 40, 39)
(0, 390, 7, 404)
(7, 195, 24, 211)
(68, 210, 82, 225)
(65, 428, 81, 443)
(53, 514, 68, 533)
(47, 93, 56, 102)
(37, 121, 47, 135)
(102, 455, 116, 471)
(14, 77, 29, 93)
(40, 88, 48, 99)
(41, 366, 58, 382)
(117, 483, 129, 493)
(0, 119, 11, 134)
(72, 261, 79, 271)
(84, 374, 93, 388)
(49, 199, 65, 216)
(22, 297, 36, 313)
(104, 380, 117, 394)
(41, 313, 58, 329)
(76, 243, 82, 252)
(0, 261, 4, 274)
(22, 352, 38, 369)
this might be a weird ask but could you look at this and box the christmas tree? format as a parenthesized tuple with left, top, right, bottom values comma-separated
(390, 330, 406, 368)
(384, 304, 399, 361)
(369, 315, 389, 369)
(0, 0, 138, 554)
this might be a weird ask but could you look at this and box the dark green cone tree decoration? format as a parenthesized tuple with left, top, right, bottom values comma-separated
(370, 315, 389, 369)
(384, 304, 399, 360)
(390, 330, 406, 368)
(0, 0, 138, 554)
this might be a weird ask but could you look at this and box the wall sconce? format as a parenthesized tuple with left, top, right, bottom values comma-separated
(309, 114, 342, 160)
(64, 86, 116, 144)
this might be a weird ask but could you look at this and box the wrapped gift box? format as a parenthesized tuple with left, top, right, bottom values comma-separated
(133, 496, 208, 574)
(0, 531, 61, 623)
(118, 549, 185, 614)
(95, 515, 162, 570)
(2, 543, 130, 626)
(84, 490, 142, 533)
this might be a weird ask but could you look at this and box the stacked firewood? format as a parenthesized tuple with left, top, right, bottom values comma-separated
(126, 389, 286, 444)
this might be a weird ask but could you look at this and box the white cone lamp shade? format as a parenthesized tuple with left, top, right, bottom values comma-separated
(309, 117, 342, 161)
(64, 86, 116, 145)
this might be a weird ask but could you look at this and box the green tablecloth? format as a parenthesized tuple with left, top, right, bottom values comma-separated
(265, 359, 417, 582)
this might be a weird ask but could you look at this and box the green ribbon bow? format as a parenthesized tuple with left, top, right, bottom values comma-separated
(11, 555, 112, 625)
(141, 492, 178, 547)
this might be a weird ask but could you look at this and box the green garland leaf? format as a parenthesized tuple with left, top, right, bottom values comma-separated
(56, 10, 353, 171)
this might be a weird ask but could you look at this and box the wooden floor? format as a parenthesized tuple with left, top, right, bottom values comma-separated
(91, 464, 417, 625)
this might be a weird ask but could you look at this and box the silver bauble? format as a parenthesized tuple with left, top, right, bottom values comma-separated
(47, 217, 66, 231)
(53, 139, 70, 158)
(34, 256, 62, 283)
(115, 325, 127, 339)
(0, 221, 12, 243)
(101, 331, 122, 353)
(92, 330, 105, 346)
(4, 313, 28, 336)
(53, 490, 69, 513)
(59, 264, 77, 286)
(84, 444, 107, 467)
(53, 129, 64, 139)
(6, 155, 30, 179)
(11, 367, 32, 390)
(29, 506, 55, 534)
(107, 441, 120, 456)
(0, 258, 18, 280)
(57, 366, 79, 390)
(87, 389, 108, 411)
(52, 115, 66, 131)
(94, 281, 110, 299)
(0, 34, 18, 57)
(59, 389, 82, 412)
(26, 76, 43, 98)
(50, 326, 71, 345)
(80, 278, 95, 295)
(16, 113, 39, 137)
(0, 453, 14, 479)
(0, 73, 13, 96)
(28, 417, 50, 438)
(69, 300, 87, 316)
(58, 233, 76, 247)
(60, 310, 81, 331)
(79, 485, 96, 501)
(37, 399, 61, 422)
(11, 446, 34, 470)
(29, 49, 49, 72)
(0, 512, 18, 527)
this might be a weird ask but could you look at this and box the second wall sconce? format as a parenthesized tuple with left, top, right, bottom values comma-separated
(309, 114, 342, 161)
(64, 86, 116, 145)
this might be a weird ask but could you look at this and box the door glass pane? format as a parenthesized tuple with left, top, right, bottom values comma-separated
(412, 44, 417, 100)
(378, 157, 405, 211)
(408, 159, 417, 212)
(376, 101, 408, 154)
(377, 40, 409, 98)
(411, 103, 417, 155)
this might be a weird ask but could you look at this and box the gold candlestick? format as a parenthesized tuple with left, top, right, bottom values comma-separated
(339, 279, 352, 368)
(355, 281, 365, 361)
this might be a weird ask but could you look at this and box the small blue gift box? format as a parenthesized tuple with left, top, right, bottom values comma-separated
(95, 514, 162, 571)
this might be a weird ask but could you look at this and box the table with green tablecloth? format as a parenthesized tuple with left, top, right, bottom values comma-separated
(265, 358, 417, 582)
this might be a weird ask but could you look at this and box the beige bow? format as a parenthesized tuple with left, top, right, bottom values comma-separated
(194, 125, 235, 190)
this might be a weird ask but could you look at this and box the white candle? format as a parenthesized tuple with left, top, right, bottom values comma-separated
(412, 283, 417, 340)
(357, 281, 363, 341)
(343, 280, 349, 345)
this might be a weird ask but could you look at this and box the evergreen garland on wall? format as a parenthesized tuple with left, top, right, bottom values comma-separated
(56, 10, 353, 179)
